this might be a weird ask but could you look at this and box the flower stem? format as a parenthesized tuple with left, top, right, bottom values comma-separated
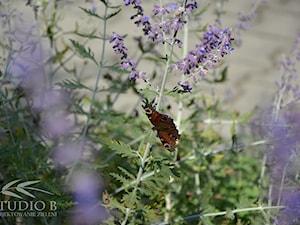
(65, 1, 109, 183)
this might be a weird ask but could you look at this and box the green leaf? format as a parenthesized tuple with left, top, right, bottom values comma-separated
(117, 166, 135, 180)
(122, 190, 138, 208)
(138, 186, 153, 196)
(57, 79, 92, 91)
(75, 31, 106, 40)
(142, 180, 157, 189)
(79, 7, 104, 19)
(108, 197, 126, 211)
(80, 6, 120, 20)
(70, 39, 97, 65)
(106, 9, 122, 19)
(104, 139, 138, 158)
(110, 172, 129, 186)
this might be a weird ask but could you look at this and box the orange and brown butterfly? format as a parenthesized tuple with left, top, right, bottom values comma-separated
(142, 99, 180, 152)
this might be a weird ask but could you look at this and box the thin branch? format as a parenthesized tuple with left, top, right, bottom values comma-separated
(153, 205, 284, 225)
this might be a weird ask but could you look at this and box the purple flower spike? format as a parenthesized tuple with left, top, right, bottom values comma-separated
(70, 172, 109, 224)
(125, 1, 198, 45)
(129, 70, 139, 80)
(109, 32, 145, 81)
(178, 81, 192, 92)
(174, 25, 234, 81)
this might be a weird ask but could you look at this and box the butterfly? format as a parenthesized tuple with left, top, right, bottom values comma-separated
(142, 99, 180, 152)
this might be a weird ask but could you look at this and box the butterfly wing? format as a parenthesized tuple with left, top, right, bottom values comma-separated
(157, 131, 179, 152)
(143, 99, 180, 151)
(143, 100, 175, 129)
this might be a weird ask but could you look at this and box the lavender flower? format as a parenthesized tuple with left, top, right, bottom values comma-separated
(52, 141, 82, 166)
(125, 1, 197, 46)
(125, 0, 142, 6)
(254, 100, 300, 225)
(117, 1, 200, 83)
(109, 32, 128, 56)
(41, 112, 74, 139)
(121, 2, 232, 86)
(109, 32, 144, 81)
(274, 31, 300, 107)
(174, 25, 234, 78)
(178, 81, 192, 93)
(85, 0, 97, 12)
(234, 0, 267, 46)
(6, 8, 77, 170)
(265, 31, 300, 225)
(70, 171, 109, 224)
(277, 191, 300, 224)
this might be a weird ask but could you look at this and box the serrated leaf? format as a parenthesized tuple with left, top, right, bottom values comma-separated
(105, 139, 138, 158)
(57, 79, 91, 91)
(142, 180, 159, 190)
(106, 9, 122, 19)
(70, 39, 97, 65)
(75, 31, 105, 40)
(81, 5, 120, 19)
(160, 163, 178, 178)
(110, 172, 129, 186)
(122, 191, 138, 208)
(17, 180, 40, 187)
(2, 190, 22, 199)
(117, 166, 135, 180)
(79, 7, 104, 19)
(2, 179, 20, 191)
(108, 197, 125, 210)
(15, 187, 35, 198)
(138, 187, 153, 196)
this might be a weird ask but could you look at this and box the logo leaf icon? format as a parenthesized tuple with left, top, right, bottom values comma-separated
(15, 187, 35, 198)
(17, 180, 40, 187)
(1, 179, 21, 192)
(1, 179, 53, 200)
(2, 190, 22, 199)
(24, 187, 53, 196)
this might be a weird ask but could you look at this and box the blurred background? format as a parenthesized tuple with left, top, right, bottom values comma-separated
(12, 0, 300, 113)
